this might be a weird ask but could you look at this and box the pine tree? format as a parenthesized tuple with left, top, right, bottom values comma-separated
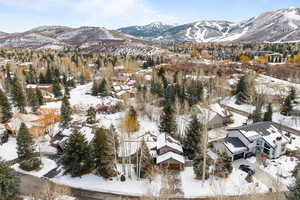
(45, 67, 53, 83)
(16, 123, 35, 161)
(281, 96, 293, 116)
(98, 79, 108, 97)
(39, 73, 46, 84)
(0, 89, 12, 123)
(4, 66, 12, 94)
(183, 115, 202, 160)
(62, 130, 94, 177)
(86, 107, 96, 124)
(193, 152, 209, 180)
(136, 140, 153, 179)
(252, 104, 263, 123)
(79, 72, 85, 85)
(235, 75, 252, 105)
(290, 87, 296, 102)
(91, 81, 98, 96)
(220, 152, 233, 174)
(64, 85, 70, 97)
(36, 88, 43, 105)
(11, 76, 26, 113)
(0, 161, 20, 200)
(286, 175, 300, 200)
(27, 89, 39, 112)
(60, 95, 72, 127)
(93, 128, 116, 178)
(264, 103, 273, 121)
(52, 81, 62, 98)
(159, 101, 177, 135)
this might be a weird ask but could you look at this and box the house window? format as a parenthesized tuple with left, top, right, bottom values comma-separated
(256, 140, 263, 146)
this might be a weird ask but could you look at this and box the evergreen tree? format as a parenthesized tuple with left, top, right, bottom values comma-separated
(52, 81, 62, 98)
(281, 96, 293, 116)
(86, 107, 96, 124)
(0, 161, 20, 200)
(39, 73, 46, 84)
(11, 76, 26, 113)
(62, 130, 94, 177)
(36, 88, 43, 106)
(136, 140, 153, 179)
(4, 66, 12, 94)
(183, 115, 202, 160)
(235, 75, 252, 105)
(290, 87, 296, 102)
(0, 89, 12, 123)
(252, 105, 263, 123)
(219, 152, 233, 174)
(60, 95, 72, 127)
(79, 72, 85, 85)
(45, 67, 53, 83)
(91, 81, 98, 96)
(286, 175, 300, 200)
(98, 79, 108, 97)
(193, 152, 209, 180)
(263, 103, 273, 121)
(64, 85, 70, 97)
(26, 89, 39, 112)
(159, 101, 177, 135)
(93, 128, 116, 178)
(16, 123, 35, 161)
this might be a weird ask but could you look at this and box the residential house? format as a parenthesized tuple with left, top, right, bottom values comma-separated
(7, 110, 60, 138)
(155, 133, 185, 170)
(195, 103, 232, 129)
(224, 122, 289, 161)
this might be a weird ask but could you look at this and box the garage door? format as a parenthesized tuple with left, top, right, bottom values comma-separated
(233, 152, 244, 160)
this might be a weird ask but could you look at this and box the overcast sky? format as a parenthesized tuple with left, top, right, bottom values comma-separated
(0, 0, 299, 33)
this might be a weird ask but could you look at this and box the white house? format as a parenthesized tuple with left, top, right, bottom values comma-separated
(224, 122, 289, 161)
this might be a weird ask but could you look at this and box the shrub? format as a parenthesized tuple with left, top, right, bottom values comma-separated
(19, 157, 42, 171)
(120, 174, 126, 182)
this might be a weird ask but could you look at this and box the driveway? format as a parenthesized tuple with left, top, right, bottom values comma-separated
(233, 158, 288, 192)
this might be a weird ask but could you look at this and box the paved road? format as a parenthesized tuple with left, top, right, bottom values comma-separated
(233, 159, 288, 192)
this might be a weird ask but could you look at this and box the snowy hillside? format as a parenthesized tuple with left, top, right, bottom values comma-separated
(117, 22, 174, 38)
(118, 7, 300, 43)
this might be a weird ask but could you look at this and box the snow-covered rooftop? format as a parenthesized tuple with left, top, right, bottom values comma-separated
(156, 151, 184, 164)
(156, 133, 183, 153)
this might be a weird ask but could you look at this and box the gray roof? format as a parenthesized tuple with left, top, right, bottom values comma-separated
(228, 122, 275, 137)
(224, 137, 248, 154)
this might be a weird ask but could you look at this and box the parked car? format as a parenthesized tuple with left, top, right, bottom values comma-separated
(0, 131, 9, 144)
(239, 164, 255, 175)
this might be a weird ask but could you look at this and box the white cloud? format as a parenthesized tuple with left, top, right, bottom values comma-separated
(0, 0, 178, 31)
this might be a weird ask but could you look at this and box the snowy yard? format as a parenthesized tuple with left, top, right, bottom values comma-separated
(0, 137, 17, 161)
(181, 167, 268, 198)
(12, 157, 57, 178)
(260, 156, 298, 186)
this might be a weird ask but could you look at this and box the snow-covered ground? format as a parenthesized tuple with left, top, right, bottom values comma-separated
(52, 164, 161, 197)
(260, 156, 298, 186)
(0, 137, 17, 161)
(181, 167, 268, 198)
(12, 157, 57, 178)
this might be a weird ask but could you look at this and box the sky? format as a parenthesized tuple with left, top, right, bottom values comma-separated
(0, 0, 299, 33)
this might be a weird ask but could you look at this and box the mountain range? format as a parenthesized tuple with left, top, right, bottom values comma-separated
(0, 7, 299, 51)
(117, 7, 300, 43)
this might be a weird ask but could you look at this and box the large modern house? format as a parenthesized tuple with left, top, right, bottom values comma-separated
(224, 122, 289, 161)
